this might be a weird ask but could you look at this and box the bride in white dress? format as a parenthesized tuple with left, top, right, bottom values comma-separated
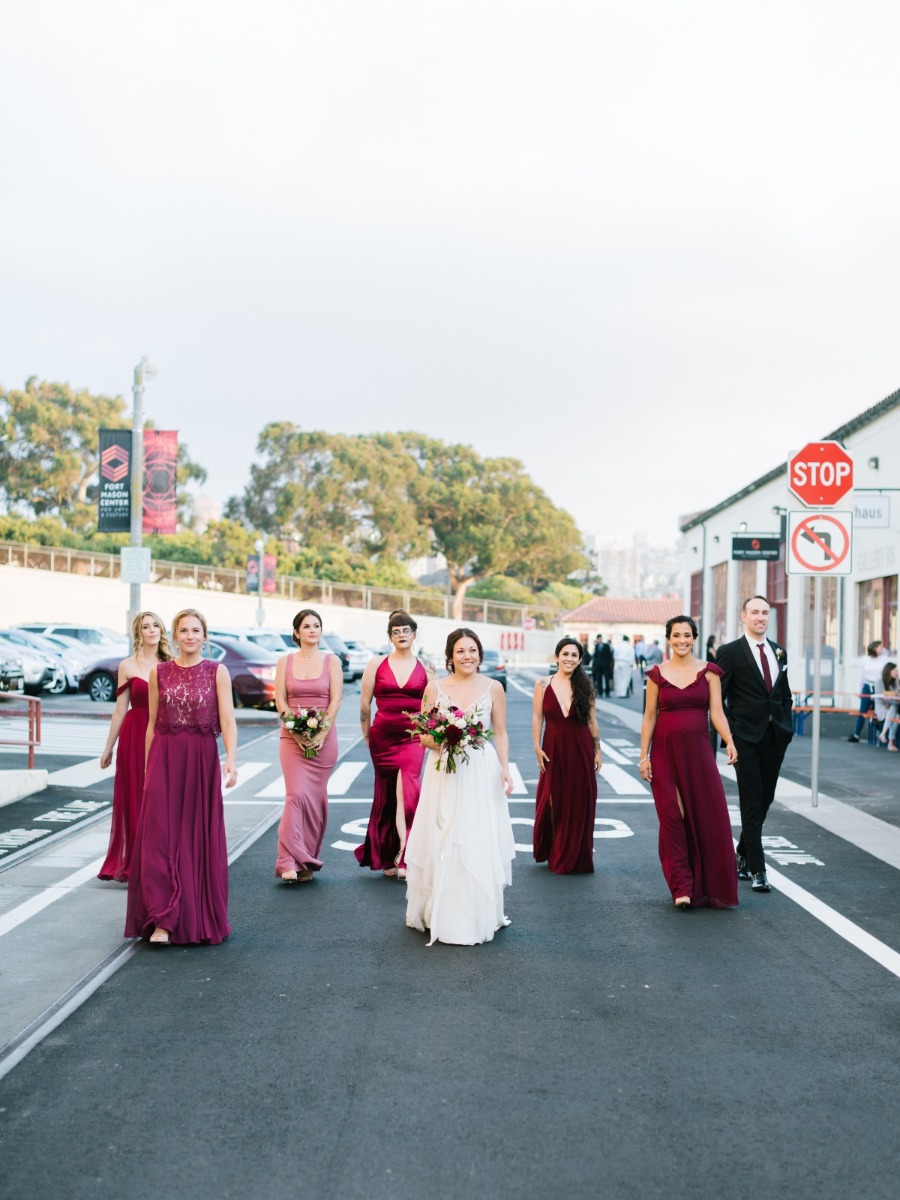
(405, 628, 515, 946)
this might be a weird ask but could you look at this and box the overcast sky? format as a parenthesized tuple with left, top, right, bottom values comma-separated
(2, 1, 898, 547)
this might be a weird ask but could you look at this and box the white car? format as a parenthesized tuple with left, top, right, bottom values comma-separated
(16, 622, 129, 655)
(0, 632, 65, 695)
(343, 640, 375, 680)
(0, 629, 84, 693)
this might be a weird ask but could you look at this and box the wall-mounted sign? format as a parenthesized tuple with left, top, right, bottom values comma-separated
(731, 534, 781, 561)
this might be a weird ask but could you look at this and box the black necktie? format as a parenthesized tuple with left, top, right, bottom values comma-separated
(757, 642, 773, 690)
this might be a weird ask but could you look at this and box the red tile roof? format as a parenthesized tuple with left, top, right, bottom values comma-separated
(563, 596, 685, 624)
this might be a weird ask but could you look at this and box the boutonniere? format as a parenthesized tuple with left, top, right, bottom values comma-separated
(774, 647, 785, 662)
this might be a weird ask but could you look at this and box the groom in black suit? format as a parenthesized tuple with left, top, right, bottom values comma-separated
(716, 595, 794, 893)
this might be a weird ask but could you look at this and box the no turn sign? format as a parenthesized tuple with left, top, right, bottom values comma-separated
(786, 510, 853, 575)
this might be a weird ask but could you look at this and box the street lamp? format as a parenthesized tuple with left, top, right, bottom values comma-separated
(129, 356, 157, 629)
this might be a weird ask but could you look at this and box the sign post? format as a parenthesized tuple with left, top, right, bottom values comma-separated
(786, 440, 854, 808)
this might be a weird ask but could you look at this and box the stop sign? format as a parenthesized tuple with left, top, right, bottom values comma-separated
(788, 441, 854, 507)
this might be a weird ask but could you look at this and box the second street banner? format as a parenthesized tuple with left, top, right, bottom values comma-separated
(142, 430, 178, 534)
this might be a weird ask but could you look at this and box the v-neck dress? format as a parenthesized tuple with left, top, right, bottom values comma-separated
(355, 656, 428, 871)
(532, 682, 598, 874)
(646, 663, 738, 908)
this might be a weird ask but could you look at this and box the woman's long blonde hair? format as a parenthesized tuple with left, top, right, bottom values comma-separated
(132, 611, 172, 661)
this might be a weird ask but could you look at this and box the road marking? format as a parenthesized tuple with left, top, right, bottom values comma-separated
(230, 762, 270, 789)
(0, 857, 105, 938)
(507, 677, 534, 698)
(598, 741, 631, 765)
(47, 760, 112, 788)
(328, 761, 367, 795)
(254, 778, 285, 799)
(600, 763, 650, 795)
(508, 763, 527, 795)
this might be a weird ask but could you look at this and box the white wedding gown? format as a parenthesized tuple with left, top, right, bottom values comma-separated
(405, 682, 515, 946)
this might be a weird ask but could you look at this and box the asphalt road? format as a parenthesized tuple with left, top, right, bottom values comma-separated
(0, 678, 898, 1199)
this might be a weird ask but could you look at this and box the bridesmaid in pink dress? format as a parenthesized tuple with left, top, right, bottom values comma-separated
(640, 614, 739, 911)
(356, 610, 430, 879)
(125, 608, 238, 944)
(98, 611, 172, 882)
(274, 608, 343, 882)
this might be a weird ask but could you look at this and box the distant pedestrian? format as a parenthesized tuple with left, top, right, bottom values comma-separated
(274, 608, 343, 883)
(591, 635, 605, 694)
(644, 640, 663, 668)
(98, 611, 171, 883)
(848, 640, 890, 742)
(356, 610, 431, 879)
(876, 662, 899, 751)
(125, 608, 237, 945)
(705, 635, 717, 662)
(532, 638, 602, 874)
(613, 636, 635, 697)
(716, 595, 793, 894)
(634, 636, 647, 676)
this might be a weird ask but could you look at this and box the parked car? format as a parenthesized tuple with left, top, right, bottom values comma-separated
(0, 652, 25, 694)
(343, 639, 375, 680)
(480, 649, 508, 691)
(201, 637, 280, 708)
(0, 632, 65, 695)
(78, 654, 121, 703)
(15, 622, 129, 654)
(0, 628, 85, 693)
(261, 629, 354, 683)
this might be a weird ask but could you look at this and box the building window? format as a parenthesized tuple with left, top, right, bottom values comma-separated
(857, 576, 899, 653)
(712, 562, 728, 645)
(766, 551, 788, 644)
(803, 577, 839, 650)
(736, 561, 758, 629)
(690, 571, 703, 625)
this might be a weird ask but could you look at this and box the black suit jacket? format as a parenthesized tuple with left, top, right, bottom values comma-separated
(717, 635, 794, 746)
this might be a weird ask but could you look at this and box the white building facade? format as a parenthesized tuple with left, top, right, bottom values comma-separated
(680, 389, 899, 704)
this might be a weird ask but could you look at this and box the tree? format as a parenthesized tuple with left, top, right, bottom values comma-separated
(0, 377, 208, 531)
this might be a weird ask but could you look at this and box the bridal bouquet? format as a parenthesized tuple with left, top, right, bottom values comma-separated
(405, 703, 493, 774)
(281, 707, 329, 759)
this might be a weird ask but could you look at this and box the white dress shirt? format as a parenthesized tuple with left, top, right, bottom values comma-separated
(744, 632, 779, 687)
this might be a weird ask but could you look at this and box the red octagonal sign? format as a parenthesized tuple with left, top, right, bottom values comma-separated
(788, 441, 854, 508)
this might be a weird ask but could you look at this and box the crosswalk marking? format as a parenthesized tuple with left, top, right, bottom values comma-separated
(230, 762, 269, 789)
(600, 763, 650, 796)
(47, 761, 112, 789)
(328, 761, 366, 795)
(508, 763, 527, 795)
(598, 741, 631, 765)
(254, 778, 285, 799)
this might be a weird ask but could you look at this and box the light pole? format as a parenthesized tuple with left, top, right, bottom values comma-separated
(129, 356, 157, 630)
(254, 537, 265, 627)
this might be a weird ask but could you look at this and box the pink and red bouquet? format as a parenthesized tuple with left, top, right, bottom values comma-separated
(281, 707, 329, 759)
(405, 702, 493, 774)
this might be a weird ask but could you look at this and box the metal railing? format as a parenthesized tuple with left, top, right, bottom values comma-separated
(0, 695, 41, 769)
(0, 540, 562, 629)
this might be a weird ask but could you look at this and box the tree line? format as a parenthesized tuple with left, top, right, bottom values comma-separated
(1, 378, 600, 617)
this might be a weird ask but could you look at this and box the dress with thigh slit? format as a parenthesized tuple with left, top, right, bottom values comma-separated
(646, 663, 738, 908)
(532, 683, 597, 874)
(355, 657, 427, 871)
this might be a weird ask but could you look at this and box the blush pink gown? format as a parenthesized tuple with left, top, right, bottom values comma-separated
(355, 657, 427, 871)
(125, 659, 230, 943)
(275, 653, 338, 876)
(98, 676, 149, 882)
(646, 663, 738, 908)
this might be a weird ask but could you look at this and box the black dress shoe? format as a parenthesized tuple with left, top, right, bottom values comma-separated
(737, 854, 751, 881)
(751, 872, 771, 892)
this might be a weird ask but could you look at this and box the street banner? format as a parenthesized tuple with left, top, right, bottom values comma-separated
(246, 557, 260, 593)
(98, 429, 132, 532)
(142, 430, 178, 534)
(262, 555, 277, 594)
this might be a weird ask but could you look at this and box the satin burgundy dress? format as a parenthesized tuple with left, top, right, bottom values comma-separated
(275, 653, 338, 876)
(355, 657, 427, 871)
(125, 659, 231, 944)
(646, 663, 738, 909)
(532, 683, 598, 874)
(98, 676, 149, 882)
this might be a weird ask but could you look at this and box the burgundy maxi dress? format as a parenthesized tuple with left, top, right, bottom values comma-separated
(125, 659, 231, 944)
(98, 676, 149, 882)
(274, 653, 338, 876)
(646, 663, 738, 908)
(355, 657, 427, 871)
(532, 684, 598, 874)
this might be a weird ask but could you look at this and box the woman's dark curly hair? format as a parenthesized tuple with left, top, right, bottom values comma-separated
(554, 637, 595, 725)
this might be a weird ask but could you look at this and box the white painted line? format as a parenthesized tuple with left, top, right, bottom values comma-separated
(600, 763, 649, 796)
(223, 799, 283, 806)
(508, 762, 527, 795)
(229, 761, 270, 790)
(254, 778, 285, 799)
(328, 761, 366, 795)
(761, 861, 900, 980)
(507, 677, 534, 698)
(597, 798, 654, 804)
(598, 740, 630, 765)
(47, 761, 112, 789)
(0, 858, 105, 939)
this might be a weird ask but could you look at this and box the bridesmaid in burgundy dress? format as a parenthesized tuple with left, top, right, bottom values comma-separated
(98, 611, 171, 882)
(532, 637, 602, 873)
(125, 608, 237, 945)
(356, 610, 430, 879)
(274, 608, 343, 882)
(640, 614, 739, 910)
